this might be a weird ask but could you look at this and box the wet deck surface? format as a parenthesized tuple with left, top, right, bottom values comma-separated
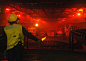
(0, 49, 86, 61)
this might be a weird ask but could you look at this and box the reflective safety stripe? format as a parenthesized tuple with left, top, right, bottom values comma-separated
(6, 25, 20, 30)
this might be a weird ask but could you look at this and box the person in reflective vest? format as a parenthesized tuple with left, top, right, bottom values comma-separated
(2, 14, 42, 61)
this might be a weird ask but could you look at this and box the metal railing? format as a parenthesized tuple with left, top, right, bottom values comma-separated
(69, 29, 86, 51)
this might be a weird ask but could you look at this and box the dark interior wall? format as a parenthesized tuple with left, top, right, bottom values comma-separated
(0, 6, 7, 26)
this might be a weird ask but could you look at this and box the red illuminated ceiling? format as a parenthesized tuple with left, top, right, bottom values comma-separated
(0, 0, 86, 21)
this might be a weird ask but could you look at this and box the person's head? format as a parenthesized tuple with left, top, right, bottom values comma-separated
(8, 14, 19, 25)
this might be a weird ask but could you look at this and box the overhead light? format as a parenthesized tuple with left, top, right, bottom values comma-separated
(35, 24, 38, 26)
(77, 13, 81, 16)
(79, 9, 83, 12)
(6, 8, 10, 11)
(5, 8, 10, 12)
(73, 15, 74, 16)
(17, 15, 21, 17)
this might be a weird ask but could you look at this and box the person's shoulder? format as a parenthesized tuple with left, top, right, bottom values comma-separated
(4, 25, 10, 29)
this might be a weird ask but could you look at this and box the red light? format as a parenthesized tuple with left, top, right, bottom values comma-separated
(73, 15, 74, 16)
(17, 15, 20, 17)
(5, 8, 10, 12)
(6, 8, 10, 11)
(78, 13, 80, 15)
(79, 9, 83, 12)
(57, 31, 62, 34)
(35, 24, 38, 26)
(19, 15, 20, 17)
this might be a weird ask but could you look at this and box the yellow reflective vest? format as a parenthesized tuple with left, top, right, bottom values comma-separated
(4, 24, 24, 50)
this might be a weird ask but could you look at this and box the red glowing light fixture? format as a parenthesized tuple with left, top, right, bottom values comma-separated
(35, 24, 38, 26)
(5, 8, 10, 12)
(79, 9, 83, 12)
(19, 15, 20, 17)
(57, 31, 62, 34)
(17, 15, 21, 17)
(73, 15, 74, 16)
(6, 8, 10, 11)
(77, 13, 81, 16)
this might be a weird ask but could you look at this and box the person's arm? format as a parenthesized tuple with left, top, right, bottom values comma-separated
(2, 29, 7, 52)
(22, 26, 39, 41)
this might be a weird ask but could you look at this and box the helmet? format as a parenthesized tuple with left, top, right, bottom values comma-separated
(8, 14, 18, 22)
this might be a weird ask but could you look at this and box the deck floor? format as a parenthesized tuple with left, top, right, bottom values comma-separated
(0, 49, 86, 61)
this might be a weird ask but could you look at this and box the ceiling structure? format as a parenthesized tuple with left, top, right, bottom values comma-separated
(1, 0, 86, 21)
